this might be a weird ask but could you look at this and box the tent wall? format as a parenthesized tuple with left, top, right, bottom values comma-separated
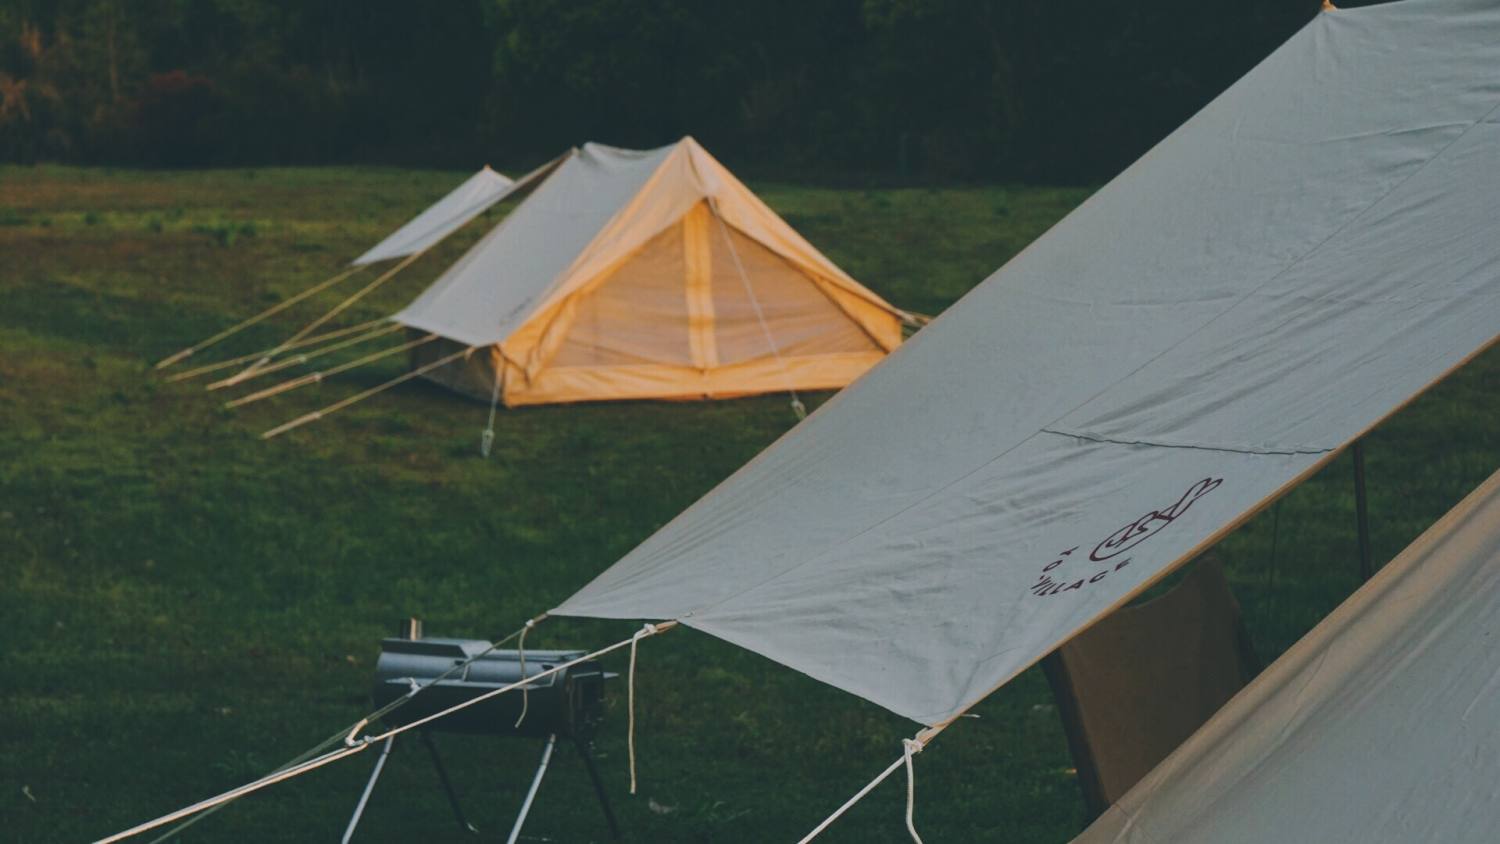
(1074, 467, 1500, 844)
(1044, 557, 1259, 817)
(498, 198, 894, 405)
(409, 336, 498, 403)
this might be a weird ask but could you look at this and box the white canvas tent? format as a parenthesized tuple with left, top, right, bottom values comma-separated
(393, 137, 912, 407)
(1074, 466, 1500, 844)
(547, 0, 1500, 778)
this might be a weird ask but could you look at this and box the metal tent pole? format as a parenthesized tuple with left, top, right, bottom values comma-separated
(341, 736, 395, 844)
(506, 734, 557, 844)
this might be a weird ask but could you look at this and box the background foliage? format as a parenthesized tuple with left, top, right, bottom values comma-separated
(0, 0, 1334, 180)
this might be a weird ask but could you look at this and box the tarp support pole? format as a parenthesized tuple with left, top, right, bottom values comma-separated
(220, 250, 427, 387)
(153, 264, 366, 369)
(1353, 440, 1372, 581)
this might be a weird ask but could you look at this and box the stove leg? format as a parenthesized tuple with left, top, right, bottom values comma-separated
(342, 735, 395, 844)
(421, 731, 480, 835)
(506, 733, 557, 844)
(574, 737, 621, 840)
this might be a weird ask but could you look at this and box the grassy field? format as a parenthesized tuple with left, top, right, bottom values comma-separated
(1, 164, 1495, 843)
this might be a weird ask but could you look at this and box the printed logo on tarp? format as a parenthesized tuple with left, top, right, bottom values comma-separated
(1029, 477, 1223, 598)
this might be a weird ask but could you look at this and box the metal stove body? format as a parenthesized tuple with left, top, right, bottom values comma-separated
(343, 622, 619, 843)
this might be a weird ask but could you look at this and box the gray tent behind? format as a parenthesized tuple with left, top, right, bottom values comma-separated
(1075, 466, 1500, 843)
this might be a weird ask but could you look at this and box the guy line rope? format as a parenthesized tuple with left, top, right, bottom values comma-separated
(98, 611, 944, 844)
(258, 345, 476, 440)
(153, 264, 368, 370)
(709, 199, 807, 421)
(219, 249, 429, 387)
(164, 318, 392, 383)
(95, 620, 677, 844)
(203, 322, 405, 390)
(224, 334, 438, 409)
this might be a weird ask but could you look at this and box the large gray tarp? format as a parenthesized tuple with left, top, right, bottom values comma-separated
(352, 166, 516, 266)
(554, 0, 1500, 726)
(1073, 467, 1500, 844)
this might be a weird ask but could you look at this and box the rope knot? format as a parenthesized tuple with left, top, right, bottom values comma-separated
(902, 737, 925, 757)
(343, 718, 371, 748)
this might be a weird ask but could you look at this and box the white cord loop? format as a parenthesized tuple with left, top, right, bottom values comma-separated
(901, 737, 926, 844)
(514, 618, 535, 728)
(796, 726, 946, 844)
(627, 622, 659, 795)
(343, 719, 369, 748)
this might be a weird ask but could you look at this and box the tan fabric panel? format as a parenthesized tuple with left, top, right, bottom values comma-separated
(1048, 558, 1258, 811)
(709, 221, 883, 365)
(508, 140, 908, 363)
(683, 203, 719, 369)
(1075, 468, 1500, 844)
(548, 221, 695, 369)
(504, 350, 886, 406)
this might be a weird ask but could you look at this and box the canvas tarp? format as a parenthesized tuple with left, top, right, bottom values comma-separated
(551, 0, 1500, 727)
(1073, 466, 1500, 843)
(393, 138, 907, 406)
(352, 166, 516, 266)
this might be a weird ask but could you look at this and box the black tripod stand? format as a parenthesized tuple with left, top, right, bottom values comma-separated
(342, 729, 619, 843)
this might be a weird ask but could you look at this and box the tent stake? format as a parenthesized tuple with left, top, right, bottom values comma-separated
(1353, 440, 1372, 581)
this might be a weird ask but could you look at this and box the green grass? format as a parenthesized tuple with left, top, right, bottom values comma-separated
(0, 164, 1495, 843)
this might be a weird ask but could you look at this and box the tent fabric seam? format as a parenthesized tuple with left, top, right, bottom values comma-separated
(1039, 428, 1334, 456)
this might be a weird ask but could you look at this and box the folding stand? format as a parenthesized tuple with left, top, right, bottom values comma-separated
(341, 730, 620, 843)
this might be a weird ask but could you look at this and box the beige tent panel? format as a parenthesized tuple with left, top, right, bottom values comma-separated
(507, 197, 892, 405)
(708, 222, 885, 363)
(549, 219, 696, 369)
(499, 140, 903, 374)
(543, 202, 884, 369)
(1074, 466, 1500, 843)
(509, 352, 887, 406)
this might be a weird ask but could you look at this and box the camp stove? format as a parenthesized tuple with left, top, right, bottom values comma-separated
(342, 619, 620, 843)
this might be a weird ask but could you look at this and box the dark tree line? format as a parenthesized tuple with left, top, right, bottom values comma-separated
(1, 0, 1338, 182)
